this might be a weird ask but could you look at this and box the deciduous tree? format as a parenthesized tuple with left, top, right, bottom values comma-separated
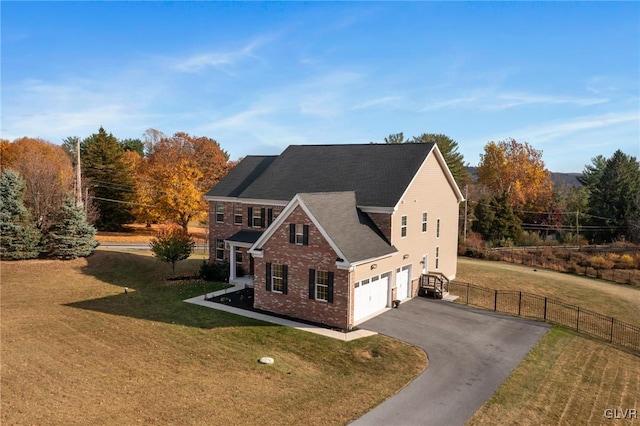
(1, 137, 74, 230)
(476, 138, 553, 214)
(150, 224, 195, 276)
(472, 192, 522, 246)
(138, 132, 231, 230)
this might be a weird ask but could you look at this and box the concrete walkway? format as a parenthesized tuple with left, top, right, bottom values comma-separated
(184, 284, 377, 341)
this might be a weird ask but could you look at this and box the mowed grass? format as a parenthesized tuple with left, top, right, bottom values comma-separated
(468, 327, 640, 426)
(456, 257, 640, 327)
(1, 249, 426, 425)
(458, 258, 640, 426)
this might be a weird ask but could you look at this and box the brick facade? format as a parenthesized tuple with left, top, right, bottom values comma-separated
(208, 201, 283, 263)
(367, 212, 392, 242)
(253, 206, 351, 330)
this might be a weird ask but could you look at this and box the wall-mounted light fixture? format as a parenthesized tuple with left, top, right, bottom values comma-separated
(371, 264, 377, 270)
(403, 254, 409, 260)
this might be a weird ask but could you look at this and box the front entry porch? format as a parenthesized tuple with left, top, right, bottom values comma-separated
(225, 230, 263, 283)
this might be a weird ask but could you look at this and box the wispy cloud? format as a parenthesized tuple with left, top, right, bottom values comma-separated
(421, 90, 609, 112)
(512, 111, 639, 142)
(172, 36, 271, 74)
(351, 95, 404, 110)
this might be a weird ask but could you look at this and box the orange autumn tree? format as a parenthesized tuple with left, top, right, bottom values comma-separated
(137, 131, 231, 230)
(1, 137, 74, 230)
(476, 138, 553, 214)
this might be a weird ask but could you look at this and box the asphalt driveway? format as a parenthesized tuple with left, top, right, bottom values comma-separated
(351, 297, 550, 426)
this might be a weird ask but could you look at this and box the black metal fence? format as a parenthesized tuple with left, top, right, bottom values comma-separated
(449, 281, 640, 354)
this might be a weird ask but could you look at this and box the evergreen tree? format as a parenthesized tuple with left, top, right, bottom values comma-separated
(409, 133, 470, 186)
(0, 169, 41, 259)
(472, 192, 522, 246)
(580, 150, 640, 242)
(82, 127, 135, 230)
(44, 197, 98, 259)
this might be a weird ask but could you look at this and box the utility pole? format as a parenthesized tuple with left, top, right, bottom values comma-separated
(576, 210, 580, 249)
(463, 184, 468, 243)
(75, 138, 83, 208)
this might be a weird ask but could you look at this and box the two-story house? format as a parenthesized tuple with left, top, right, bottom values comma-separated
(205, 143, 464, 330)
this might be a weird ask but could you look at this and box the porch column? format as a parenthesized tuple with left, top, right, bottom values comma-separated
(229, 244, 236, 281)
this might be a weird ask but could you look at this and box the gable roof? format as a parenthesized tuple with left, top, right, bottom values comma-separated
(298, 192, 397, 264)
(250, 191, 397, 266)
(207, 143, 436, 208)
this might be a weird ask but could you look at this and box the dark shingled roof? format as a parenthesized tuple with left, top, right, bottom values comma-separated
(226, 230, 264, 244)
(206, 156, 278, 197)
(208, 143, 435, 207)
(299, 192, 397, 263)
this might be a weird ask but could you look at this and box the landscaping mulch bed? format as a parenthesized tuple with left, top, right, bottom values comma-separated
(208, 288, 354, 332)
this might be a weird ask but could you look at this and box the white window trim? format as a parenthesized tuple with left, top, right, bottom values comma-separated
(252, 209, 262, 228)
(295, 224, 305, 245)
(215, 238, 225, 260)
(271, 264, 284, 293)
(315, 270, 329, 302)
(216, 204, 224, 223)
(436, 218, 441, 239)
(435, 246, 440, 269)
(422, 212, 428, 233)
(234, 206, 243, 225)
(401, 215, 407, 238)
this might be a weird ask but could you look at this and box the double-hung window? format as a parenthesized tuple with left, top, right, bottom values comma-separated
(435, 246, 440, 269)
(215, 238, 225, 260)
(289, 224, 309, 245)
(308, 269, 333, 303)
(248, 207, 265, 228)
(422, 212, 428, 233)
(401, 216, 407, 238)
(215, 204, 224, 222)
(436, 218, 441, 238)
(234, 205, 243, 225)
(266, 263, 288, 294)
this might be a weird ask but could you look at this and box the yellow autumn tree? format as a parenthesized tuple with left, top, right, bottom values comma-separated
(134, 131, 231, 230)
(477, 138, 553, 213)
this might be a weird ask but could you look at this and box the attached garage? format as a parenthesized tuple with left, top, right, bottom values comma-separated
(354, 272, 390, 323)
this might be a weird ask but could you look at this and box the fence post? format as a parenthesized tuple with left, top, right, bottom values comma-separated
(543, 297, 547, 320)
(518, 291, 522, 316)
(576, 307, 580, 331)
(610, 317, 614, 342)
(494, 290, 498, 312)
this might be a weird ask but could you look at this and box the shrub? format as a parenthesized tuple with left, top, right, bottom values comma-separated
(589, 255, 614, 270)
(617, 254, 635, 269)
(150, 224, 195, 276)
(200, 261, 229, 282)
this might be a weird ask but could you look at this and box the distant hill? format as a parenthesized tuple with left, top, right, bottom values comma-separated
(467, 167, 583, 188)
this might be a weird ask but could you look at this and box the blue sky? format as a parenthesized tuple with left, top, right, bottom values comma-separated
(1, 1, 638, 172)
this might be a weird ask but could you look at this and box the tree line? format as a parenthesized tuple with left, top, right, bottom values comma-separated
(380, 133, 640, 246)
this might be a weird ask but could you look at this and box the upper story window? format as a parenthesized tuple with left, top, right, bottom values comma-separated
(422, 212, 428, 233)
(436, 218, 441, 238)
(234, 205, 243, 225)
(289, 224, 309, 245)
(309, 269, 333, 303)
(248, 207, 265, 228)
(267, 206, 283, 226)
(266, 263, 288, 294)
(215, 204, 224, 222)
(435, 246, 440, 269)
(401, 215, 407, 238)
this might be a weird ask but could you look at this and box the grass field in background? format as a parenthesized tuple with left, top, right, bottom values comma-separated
(456, 257, 640, 327)
(1, 249, 426, 425)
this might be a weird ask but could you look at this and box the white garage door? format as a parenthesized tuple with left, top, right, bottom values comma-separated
(354, 274, 389, 323)
(396, 266, 410, 300)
